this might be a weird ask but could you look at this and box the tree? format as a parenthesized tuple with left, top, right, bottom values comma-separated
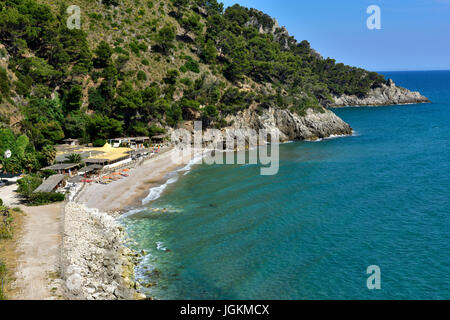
(0, 67, 9, 100)
(66, 153, 82, 164)
(24, 97, 64, 124)
(103, 0, 120, 6)
(39, 145, 56, 166)
(224, 4, 249, 26)
(18, 57, 60, 84)
(64, 85, 83, 112)
(88, 114, 123, 140)
(99, 64, 118, 101)
(93, 139, 107, 147)
(201, 105, 218, 126)
(171, 0, 189, 18)
(63, 112, 88, 140)
(23, 153, 39, 173)
(201, 39, 217, 64)
(34, 121, 65, 146)
(0, 128, 16, 158)
(155, 25, 176, 55)
(15, 135, 29, 158)
(180, 13, 203, 37)
(179, 98, 200, 120)
(166, 103, 182, 127)
(94, 41, 112, 68)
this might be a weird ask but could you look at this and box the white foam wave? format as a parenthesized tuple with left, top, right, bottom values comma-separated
(142, 176, 179, 205)
(177, 152, 204, 175)
(120, 207, 147, 219)
(156, 242, 168, 251)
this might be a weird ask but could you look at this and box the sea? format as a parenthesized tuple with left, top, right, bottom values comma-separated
(121, 71, 450, 300)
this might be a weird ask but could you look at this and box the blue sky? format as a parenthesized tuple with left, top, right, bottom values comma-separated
(221, 0, 450, 71)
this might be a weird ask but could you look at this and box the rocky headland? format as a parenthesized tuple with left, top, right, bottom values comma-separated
(331, 79, 430, 107)
(227, 107, 352, 142)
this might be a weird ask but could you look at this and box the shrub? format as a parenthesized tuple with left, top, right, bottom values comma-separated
(149, 125, 165, 137)
(164, 69, 179, 85)
(0, 207, 12, 239)
(28, 192, 65, 206)
(17, 175, 43, 198)
(41, 169, 57, 179)
(180, 55, 200, 73)
(93, 139, 107, 147)
(137, 71, 147, 81)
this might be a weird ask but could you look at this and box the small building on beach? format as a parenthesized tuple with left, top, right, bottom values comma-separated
(83, 143, 132, 169)
(54, 143, 132, 170)
(41, 163, 81, 176)
(34, 174, 65, 193)
(62, 138, 80, 146)
(151, 134, 167, 143)
(109, 137, 150, 149)
(78, 164, 103, 177)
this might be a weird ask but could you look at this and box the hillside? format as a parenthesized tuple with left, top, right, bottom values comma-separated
(0, 0, 428, 170)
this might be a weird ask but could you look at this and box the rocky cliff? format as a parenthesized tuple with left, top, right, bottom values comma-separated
(227, 107, 352, 142)
(331, 79, 430, 107)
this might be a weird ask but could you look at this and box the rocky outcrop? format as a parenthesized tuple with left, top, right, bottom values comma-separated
(331, 79, 430, 107)
(62, 202, 144, 300)
(227, 107, 352, 142)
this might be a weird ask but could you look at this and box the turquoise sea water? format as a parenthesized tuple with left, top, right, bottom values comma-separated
(122, 71, 450, 300)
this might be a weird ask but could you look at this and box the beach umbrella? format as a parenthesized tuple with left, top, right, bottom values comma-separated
(122, 168, 130, 172)
(112, 172, 121, 175)
(103, 176, 111, 179)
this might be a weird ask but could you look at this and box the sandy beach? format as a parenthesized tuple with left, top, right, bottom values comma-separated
(77, 147, 198, 212)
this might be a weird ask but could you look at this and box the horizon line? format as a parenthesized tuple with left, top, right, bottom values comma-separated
(371, 69, 450, 72)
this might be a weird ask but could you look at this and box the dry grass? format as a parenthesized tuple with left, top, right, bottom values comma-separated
(0, 207, 25, 299)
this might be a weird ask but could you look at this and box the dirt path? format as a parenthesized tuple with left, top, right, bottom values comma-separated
(10, 203, 64, 300)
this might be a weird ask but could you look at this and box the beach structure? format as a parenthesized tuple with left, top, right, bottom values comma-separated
(41, 163, 81, 176)
(109, 137, 150, 149)
(151, 134, 167, 143)
(55, 143, 133, 170)
(83, 143, 132, 169)
(34, 174, 65, 193)
(78, 164, 103, 178)
(62, 138, 80, 146)
(69, 175, 83, 184)
(55, 150, 104, 164)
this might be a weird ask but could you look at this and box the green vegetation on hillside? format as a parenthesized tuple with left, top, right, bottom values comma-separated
(0, 0, 387, 174)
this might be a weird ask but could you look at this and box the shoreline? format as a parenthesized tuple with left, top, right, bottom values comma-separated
(61, 202, 144, 300)
(63, 147, 203, 300)
(330, 100, 431, 108)
(76, 147, 200, 213)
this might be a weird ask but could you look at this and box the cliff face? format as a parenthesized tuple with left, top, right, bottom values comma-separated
(228, 107, 352, 142)
(331, 79, 430, 107)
